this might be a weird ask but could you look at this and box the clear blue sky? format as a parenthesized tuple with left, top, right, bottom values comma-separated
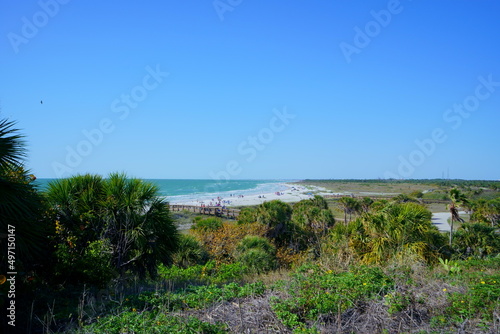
(1, 0, 499, 180)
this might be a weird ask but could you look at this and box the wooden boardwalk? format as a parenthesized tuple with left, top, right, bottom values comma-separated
(170, 205, 240, 219)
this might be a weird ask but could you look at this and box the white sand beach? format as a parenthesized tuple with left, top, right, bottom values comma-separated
(169, 184, 459, 234)
(169, 183, 320, 207)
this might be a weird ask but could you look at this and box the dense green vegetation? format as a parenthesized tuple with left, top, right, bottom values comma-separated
(301, 179, 500, 190)
(44, 173, 180, 285)
(1, 117, 500, 333)
(300, 179, 500, 204)
(0, 119, 46, 274)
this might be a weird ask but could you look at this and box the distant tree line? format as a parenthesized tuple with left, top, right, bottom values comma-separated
(301, 178, 500, 190)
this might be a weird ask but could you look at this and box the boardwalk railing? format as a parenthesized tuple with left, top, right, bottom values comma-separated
(170, 205, 240, 219)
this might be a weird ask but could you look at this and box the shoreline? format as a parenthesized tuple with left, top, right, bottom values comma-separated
(167, 181, 455, 234)
(167, 183, 324, 207)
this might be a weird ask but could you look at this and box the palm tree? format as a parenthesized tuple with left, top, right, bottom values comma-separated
(337, 197, 360, 224)
(172, 234, 206, 268)
(46, 173, 180, 280)
(45, 174, 106, 250)
(392, 194, 421, 204)
(0, 118, 25, 165)
(360, 197, 374, 213)
(253, 200, 293, 245)
(308, 195, 329, 210)
(484, 199, 500, 227)
(103, 173, 179, 278)
(0, 118, 45, 270)
(471, 198, 500, 227)
(235, 235, 276, 274)
(453, 223, 500, 257)
(448, 188, 468, 246)
(347, 202, 445, 264)
(291, 197, 335, 251)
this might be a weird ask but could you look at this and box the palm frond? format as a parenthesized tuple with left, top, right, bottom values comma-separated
(0, 119, 26, 166)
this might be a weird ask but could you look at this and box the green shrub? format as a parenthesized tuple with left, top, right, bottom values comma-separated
(158, 263, 206, 283)
(291, 197, 335, 252)
(77, 312, 227, 333)
(54, 240, 115, 287)
(158, 260, 248, 284)
(452, 223, 500, 257)
(383, 291, 411, 315)
(271, 264, 393, 330)
(438, 257, 462, 275)
(329, 202, 446, 265)
(446, 274, 500, 321)
(409, 191, 424, 198)
(235, 235, 276, 274)
(129, 281, 265, 311)
(470, 198, 500, 226)
(237, 206, 258, 224)
(191, 217, 223, 232)
(458, 254, 500, 270)
(237, 248, 275, 274)
(250, 200, 293, 245)
(213, 261, 248, 282)
(46, 173, 180, 282)
(236, 235, 276, 255)
(172, 234, 207, 268)
(190, 221, 268, 264)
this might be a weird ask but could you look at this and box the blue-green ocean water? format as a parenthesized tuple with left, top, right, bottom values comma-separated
(34, 179, 293, 203)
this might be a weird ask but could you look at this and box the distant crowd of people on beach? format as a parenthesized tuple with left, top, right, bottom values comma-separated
(192, 186, 312, 209)
(172, 185, 313, 208)
(196, 190, 297, 208)
(199, 195, 245, 208)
